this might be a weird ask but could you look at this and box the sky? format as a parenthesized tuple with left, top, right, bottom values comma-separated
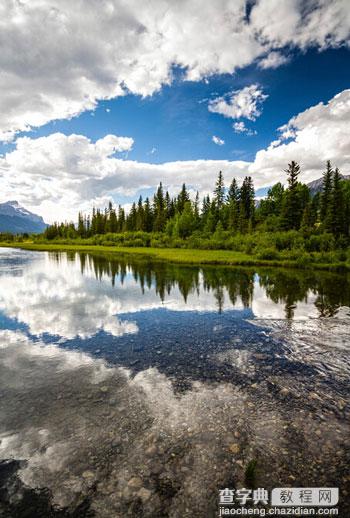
(0, 0, 350, 222)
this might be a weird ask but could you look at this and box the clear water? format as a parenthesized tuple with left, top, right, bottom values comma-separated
(0, 247, 349, 517)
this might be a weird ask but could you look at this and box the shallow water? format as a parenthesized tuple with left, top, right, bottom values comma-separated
(0, 247, 349, 517)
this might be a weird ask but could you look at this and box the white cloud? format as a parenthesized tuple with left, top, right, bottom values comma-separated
(251, 0, 350, 51)
(212, 135, 225, 146)
(1, 90, 350, 222)
(0, 252, 138, 339)
(0, 0, 349, 139)
(209, 85, 268, 120)
(258, 51, 289, 69)
(249, 89, 350, 185)
(233, 121, 256, 136)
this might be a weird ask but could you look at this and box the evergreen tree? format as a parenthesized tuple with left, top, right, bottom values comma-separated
(153, 182, 166, 231)
(281, 161, 302, 230)
(214, 171, 225, 209)
(174, 201, 197, 238)
(77, 212, 85, 237)
(117, 205, 125, 232)
(300, 201, 315, 231)
(177, 184, 190, 214)
(330, 168, 345, 236)
(226, 177, 239, 231)
(109, 205, 118, 233)
(194, 191, 200, 224)
(127, 202, 137, 231)
(136, 196, 144, 231)
(143, 197, 153, 232)
(238, 176, 255, 232)
(320, 160, 333, 224)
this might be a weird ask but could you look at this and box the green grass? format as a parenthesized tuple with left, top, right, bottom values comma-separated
(1, 241, 349, 271)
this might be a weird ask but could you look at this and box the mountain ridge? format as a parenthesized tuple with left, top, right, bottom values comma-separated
(0, 200, 47, 234)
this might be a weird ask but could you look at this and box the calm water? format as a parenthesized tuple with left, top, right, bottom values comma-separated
(0, 247, 349, 517)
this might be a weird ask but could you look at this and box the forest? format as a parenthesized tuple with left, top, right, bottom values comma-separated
(4, 160, 350, 266)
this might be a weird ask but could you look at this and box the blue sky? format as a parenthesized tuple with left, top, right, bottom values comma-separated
(3, 47, 349, 165)
(0, 0, 350, 221)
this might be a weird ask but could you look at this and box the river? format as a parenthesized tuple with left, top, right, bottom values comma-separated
(0, 247, 349, 516)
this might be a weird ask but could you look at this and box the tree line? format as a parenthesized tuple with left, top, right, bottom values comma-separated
(44, 160, 350, 241)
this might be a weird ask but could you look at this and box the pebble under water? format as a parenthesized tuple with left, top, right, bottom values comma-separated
(0, 248, 349, 517)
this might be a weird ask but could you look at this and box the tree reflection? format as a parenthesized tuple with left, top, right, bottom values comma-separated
(73, 252, 350, 318)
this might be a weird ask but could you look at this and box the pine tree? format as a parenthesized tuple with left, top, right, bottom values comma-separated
(127, 202, 137, 231)
(136, 196, 144, 231)
(153, 182, 166, 231)
(300, 201, 316, 232)
(214, 171, 225, 209)
(330, 167, 345, 236)
(77, 212, 85, 237)
(238, 176, 255, 232)
(227, 177, 239, 231)
(281, 161, 302, 230)
(117, 205, 125, 232)
(109, 206, 118, 232)
(320, 161, 333, 224)
(143, 197, 153, 232)
(194, 191, 200, 223)
(177, 184, 190, 214)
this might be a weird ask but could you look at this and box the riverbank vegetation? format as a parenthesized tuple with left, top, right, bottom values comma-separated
(1, 160, 350, 268)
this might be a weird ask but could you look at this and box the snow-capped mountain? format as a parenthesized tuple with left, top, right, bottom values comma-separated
(0, 201, 47, 234)
(307, 174, 350, 195)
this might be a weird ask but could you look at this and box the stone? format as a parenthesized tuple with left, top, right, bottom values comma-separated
(138, 487, 152, 502)
(82, 470, 95, 479)
(127, 476, 143, 489)
(228, 443, 240, 454)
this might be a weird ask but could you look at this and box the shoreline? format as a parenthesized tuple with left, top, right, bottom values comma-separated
(1, 242, 349, 271)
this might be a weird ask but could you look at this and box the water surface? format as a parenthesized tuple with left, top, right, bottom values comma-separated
(0, 248, 349, 517)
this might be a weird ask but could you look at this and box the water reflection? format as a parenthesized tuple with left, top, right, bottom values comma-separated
(0, 248, 349, 517)
(53, 250, 350, 319)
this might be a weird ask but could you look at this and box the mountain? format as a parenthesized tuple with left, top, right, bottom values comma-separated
(0, 201, 47, 234)
(307, 174, 350, 195)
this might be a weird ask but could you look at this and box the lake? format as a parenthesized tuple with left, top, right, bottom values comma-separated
(0, 247, 349, 517)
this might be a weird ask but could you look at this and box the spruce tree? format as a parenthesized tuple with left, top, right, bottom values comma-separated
(153, 182, 166, 231)
(177, 184, 190, 214)
(320, 161, 333, 224)
(238, 176, 255, 233)
(227, 177, 239, 231)
(214, 171, 225, 209)
(135, 196, 144, 231)
(281, 161, 302, 230)
(330, 168, 345, 236)
(143, 197, 153, 232)
(77, 212, 85, 237)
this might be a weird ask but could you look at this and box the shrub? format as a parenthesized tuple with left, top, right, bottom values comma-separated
(256, 248, 279, 260)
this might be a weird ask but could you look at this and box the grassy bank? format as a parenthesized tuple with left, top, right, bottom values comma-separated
(1, 241, 349, 271)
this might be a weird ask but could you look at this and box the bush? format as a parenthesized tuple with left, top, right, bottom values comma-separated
(256, 247, 279, 260)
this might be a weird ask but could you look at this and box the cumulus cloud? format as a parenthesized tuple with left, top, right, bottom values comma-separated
(0, 251, 138, 339)
(0, 0, 350, 139)
(212, 135, 225, 146)
(258, 51, 289, 69)
(249, 89, 350, 185)
(1, 90, 350, 222)
(209, 85, 268, 121)
(233, 121, 256, 136)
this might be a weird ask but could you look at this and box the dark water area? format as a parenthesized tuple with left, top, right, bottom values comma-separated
(0, 247, 349, 517)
